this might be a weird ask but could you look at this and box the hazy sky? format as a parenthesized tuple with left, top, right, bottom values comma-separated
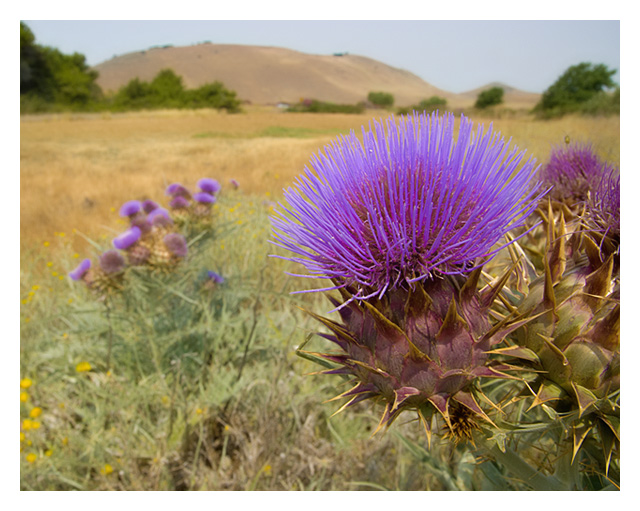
(22, 20, 620, 94)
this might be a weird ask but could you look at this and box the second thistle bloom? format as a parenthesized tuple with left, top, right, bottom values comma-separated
(272, 111, 543, 300)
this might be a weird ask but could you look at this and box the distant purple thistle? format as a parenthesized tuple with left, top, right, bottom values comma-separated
(113, 226, 141, 250)
(99, 250, 126, 275)
(198, 178, 221, 194)
(163, 233, 188, 258)
(207, 271, 224, 284)
(169, 196, 191, 210)
(540, 142, 607, 202)
(590, 166, 620, 236)
(69, 258, 91, 281)
(229, 179, 240, 189)
(271, 111, 544, 300)
(193, 192, 216, 204)
(166, 183, 192, 199)
(142, 199, 160, 214)
(119, 200, 142, 217)
(148, 207, 174, 227)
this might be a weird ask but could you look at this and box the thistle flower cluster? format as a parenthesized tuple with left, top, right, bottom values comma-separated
(166, 178, 222, 224)
(68, 176, 227, 294)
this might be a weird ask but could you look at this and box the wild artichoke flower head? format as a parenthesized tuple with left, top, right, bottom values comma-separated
(119, 200, 142, 217)
(540, 142, 607, 203)
(169, 196, 190, 210)
(69, 258, 91, 281)
(589, 166, 620, 237)
(113, 226, 141, 250)
(163, 233, 188, 257)
(198, 178, 221, 194)
(193, 192, 216, 204)
(166, 183, 192, 200)
(142, 199, 160, 214)
(271, 111, 543, 301)
(99, 249, 126, 275)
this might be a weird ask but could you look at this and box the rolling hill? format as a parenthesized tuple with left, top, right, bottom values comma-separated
(93, 44, 540, 109)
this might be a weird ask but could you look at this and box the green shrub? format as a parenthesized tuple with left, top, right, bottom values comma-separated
(367, 91, 395, 108)
(287, 99, 365, 114)
(474, 87, 504, 109)
(397, 96, 448, 115)
(534, 62, 617, 118)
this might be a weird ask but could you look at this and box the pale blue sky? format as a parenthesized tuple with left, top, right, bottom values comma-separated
(22, 20, 620, 94)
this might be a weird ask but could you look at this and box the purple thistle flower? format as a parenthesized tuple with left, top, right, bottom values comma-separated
(198, 178, 221, 194)
(142, 199, 160, 214)
(99, 250, 126, 275)
(130, 215, 152, 235)
(271, 111, 544, 301)
(147, 207, 172, 222)
(119, 200, 142, 217)
(540, 142, 608, 202)
(69, 258, 92, 281)
(169, 196, 191, 210)
(193, 192, 217, 204)
(113, 226, 142, 250)
(166, 183, 192, 199)
(229, 179, 240, 189)
(163, 233, 188, 258)
(207, 271, 224, 284)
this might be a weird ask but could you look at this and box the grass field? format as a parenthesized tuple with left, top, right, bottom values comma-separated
(19, 108, 620, 490)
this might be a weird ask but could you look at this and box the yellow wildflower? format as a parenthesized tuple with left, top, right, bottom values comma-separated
(196, 408, 204, 415)
(62, 437, 69, 446)
(43, 241, 49, 247)
(22, 419, 33, 430)
(263, 464, 272, 476)
(73, 253, 80, 258)
(20, 391, 29, 402)
(100, 464, 114, 475)
(30, 407, 43, 419)
(47, 262, 53, 267)
(20, 432, 25, 442)
(31, 421, 41, 430)
(32, 285, 40, 291)
(68, 298, 74, 304)
(21, 378, 32, 389)
(45, 449, 53, 457)
(52, 272, 59, 277)
(76, 361, 91, 372)
(26, 453, 37, 463)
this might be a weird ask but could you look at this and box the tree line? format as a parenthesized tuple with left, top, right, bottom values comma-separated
(20, 22, 241, 114)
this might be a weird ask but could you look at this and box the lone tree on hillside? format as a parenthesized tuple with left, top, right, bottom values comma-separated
(534, 62, 617, 116)
(475, 86, 504, 109)
(368, 91, 395, 108)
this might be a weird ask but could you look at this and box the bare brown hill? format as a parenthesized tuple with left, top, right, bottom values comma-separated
(93, 44, 539, 109)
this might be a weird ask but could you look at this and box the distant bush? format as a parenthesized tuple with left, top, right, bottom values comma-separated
(287, 99, 365, 114)
(397, 96, 447, 115)
(111, 69, 241, 113)
(367, 91, 394, 108)
(475, 87, 504, 109)
(20, 21, 104, 113)
(534, 62, 618, 118)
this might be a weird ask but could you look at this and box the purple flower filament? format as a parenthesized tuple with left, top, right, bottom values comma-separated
(271, 111, 544, 300)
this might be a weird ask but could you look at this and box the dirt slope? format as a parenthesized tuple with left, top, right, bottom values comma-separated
(93, 44, 539, 109)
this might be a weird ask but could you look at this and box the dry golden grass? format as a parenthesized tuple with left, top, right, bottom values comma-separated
(20, 107, 619, 252)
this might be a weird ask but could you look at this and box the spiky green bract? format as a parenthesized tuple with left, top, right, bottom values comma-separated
(506, 205, 619, 474)
(304, 269, 527, 442)
(271, 111, 543, 302)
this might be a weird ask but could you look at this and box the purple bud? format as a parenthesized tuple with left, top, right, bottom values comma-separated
(169, 196, 190, 210)
(166, 183, 192, 199)
(207, 271, 224, 284)
(147, 207, 172, 223)
(130, 215, 152, 235)
(193, 192, 217, 204)
(142, 199, 159, 214)
(119, 200, 142, 217)
(69, 258, 92, 281)
(198, 178, 221, 194)
(113, 226, 142, 250)
(163, 233, 188, 258)
(99, 250, 126, 275)
(229, 179, 239, 189)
